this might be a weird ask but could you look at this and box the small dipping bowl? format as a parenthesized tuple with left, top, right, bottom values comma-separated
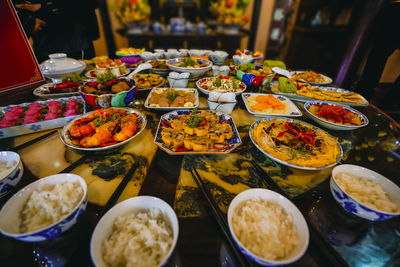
(0, 151, 23, 197)
(0, 173, 87, 242)
(330, 164, 400, 221)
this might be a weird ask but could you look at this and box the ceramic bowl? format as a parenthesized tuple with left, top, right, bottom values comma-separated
(232, 55, 254, 65)
(330, 164, 400, 221)
(209, 51, 229, 65)
(140, 51, 162, 62)
(212, 66, 230, 76)
(304, 101, 369, 131)
(207, 99, 237, 115)
(167, 58, 212, 78)
(188, 49, 206, 57)
(0, 173, 87, 242)
(79, 77, 137, 109)
(227, 188, 309, 266)
(90, 196, 179, 267)
(0, 151, 23, 197)
(167, 73, 190, 88)
(40, 53, 86, 81)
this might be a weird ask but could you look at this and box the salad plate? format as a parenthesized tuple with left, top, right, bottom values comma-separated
(196, 76, 246, 95)
(242, 93, 302, 117)
(154, 109, 241, 155)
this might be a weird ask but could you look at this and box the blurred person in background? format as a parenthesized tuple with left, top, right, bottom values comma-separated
(14, 0, 99, 62)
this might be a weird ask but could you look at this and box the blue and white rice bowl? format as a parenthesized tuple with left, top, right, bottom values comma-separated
(330, 165, 400, 221)
(227, 188, 309, 266)
(0, 151, 23, 197)
(304, 101, 369, 131)
(0, 173, 87, 242)
(90, 196, 179, 267)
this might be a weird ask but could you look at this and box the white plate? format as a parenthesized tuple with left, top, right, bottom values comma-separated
(144, 88, 199, 110)
(290, 70, 332, 85)
(33, 82, 81, 98)
(84, 69, 131, 79)
(241, 93, 302, 117)
(0, 97, 83, 139)
(132, 77, 166, 91)
(270, 81, 369, 107)
(60, 108, 146, 152)
(196, 77, 246, 96)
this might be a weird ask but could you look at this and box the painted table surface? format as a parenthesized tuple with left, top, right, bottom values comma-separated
(0, 81, 399, 267)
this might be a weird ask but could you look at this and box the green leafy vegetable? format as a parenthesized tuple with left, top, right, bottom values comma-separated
(94, 113, 118, 126)
(180, 57, 197, 67)
(186, 108, 204, 128)
(166, 91, 178, 101)
(97, 73, 117, 84)
(62, 72, 83, 83)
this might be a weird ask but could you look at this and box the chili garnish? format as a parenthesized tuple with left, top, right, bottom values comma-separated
(176, 146, 189, 152)
(161, 121, 172, 128)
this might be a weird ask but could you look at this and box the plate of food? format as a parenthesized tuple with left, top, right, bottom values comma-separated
(250, 117, 342, 170)
(290, 70, 332, 85)
(196, 75, 246, 95)
(242, 93, 302, 117)
(149, 59, 169, 77)
(0, 97, 83, 139)
(304, 101, 368, 131)
(60, 108, 146, 152)
(79, 74, 137, 109)
(167, 57, 212, 78)
(235, 63, 274, 87)
(84, 59, 130, 79)
(270, 78, 369, 106)
(154, 109, 241, 155)
(131, 73, 166, 91)
(33, 73, 85, 98)
(115, 47, 145, 57)
(145, 88, 198, 110)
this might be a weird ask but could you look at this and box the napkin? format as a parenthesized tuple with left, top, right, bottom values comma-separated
(208, 92, 236, 103)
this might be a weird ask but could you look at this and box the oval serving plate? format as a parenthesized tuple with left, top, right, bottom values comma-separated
(154, 109, 241, 155)
(249, 117, 343, 170)
(60, 108, 146, 152)
(304, 101, 369, 131)
(241, 93, 302, 117)
(33, 82, 81, 98)
(290, 70, 332, 85)
(196, 77, 246, 96)
(144, 88, 199, 110)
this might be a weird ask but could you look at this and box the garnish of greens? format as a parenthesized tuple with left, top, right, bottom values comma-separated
(166, 91, 178, 101)
(186, 108, 204, 128)
(62, 72, 83, 83)
(213, 78, 222, 87)
(97, 73, 117, 84)
(94, 113, 119, 126)
(239, 63, 255, 73)
(180, 57, 197, 67)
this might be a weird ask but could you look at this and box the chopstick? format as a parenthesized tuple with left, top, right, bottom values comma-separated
(250, 160, 349, 267)
(190, 167, 254, 267)
(58, 154, 90, 174)
(9, 130, 58, 151)
(97, 164, 137, 220)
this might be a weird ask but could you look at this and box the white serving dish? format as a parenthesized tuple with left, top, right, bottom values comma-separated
(290, 70, 333, 85)
(304, 101, 368, 130)
(330, 164, 400, 221)
(0, 96, 83, 139)
(0, 151, 23, 197)
(0, 173, 87, 242)
(227, 188, 309, 266)
(196, 77, 246, 96)
(144, 88, 199, 110)
(40, 53, 86, 81)
(242, 93, 302, 117)
(167, 58, 212, 79)
(90, 196, 179, 267)
(60, 108, 146, 152)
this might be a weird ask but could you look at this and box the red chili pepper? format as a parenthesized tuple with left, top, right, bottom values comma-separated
(213, 143, 229, 150)
(200, 79, 207, 84)
(220, 119, 230, 124)
(285, 123, 300, 135)
(104, 79, 118, 86)
(198, 116, 207, 127)
(161, 121, 172, 128)
(277, 131, 286, 137)
(176, 146, 189, 152)
(88, 81, 98, 87)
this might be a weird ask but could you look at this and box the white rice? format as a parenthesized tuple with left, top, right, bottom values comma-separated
(20, 181, 83, 233)
(335, 172, 398, 213)
(232, 198, 299, 261)
(103, 208, 173, 267)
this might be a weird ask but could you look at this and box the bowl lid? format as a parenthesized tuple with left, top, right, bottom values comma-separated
(40, 53, 86, 74)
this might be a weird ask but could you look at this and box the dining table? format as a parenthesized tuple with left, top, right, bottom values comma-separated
(0, 74, 399, 267)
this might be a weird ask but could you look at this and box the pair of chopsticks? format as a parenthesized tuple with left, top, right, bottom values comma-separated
(7, 130, 58, 151)
(190, 167, 254, 267)
(250, 160, 349, 267)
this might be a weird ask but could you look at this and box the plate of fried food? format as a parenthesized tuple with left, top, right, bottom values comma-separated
(250, 117, 342, 170)
(131, 73, 166, 91)
(290, 70, 332, 85)
(145, 88, 198, 110)
(241, 93, 302, 117)
(33, 72, 84, 98)
(60, 108, 146, 152)
(154, 108, 241, 154)
(304, 101, 368, 131)
(270, 77, 368, 106)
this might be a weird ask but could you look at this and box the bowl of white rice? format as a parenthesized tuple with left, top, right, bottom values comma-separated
(227, 188, 309, 266)
(0, 173, 87, 242)
(90, 196, 179, 267)
(0, 151, 23, 197)
(331, 164, 400, 221)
